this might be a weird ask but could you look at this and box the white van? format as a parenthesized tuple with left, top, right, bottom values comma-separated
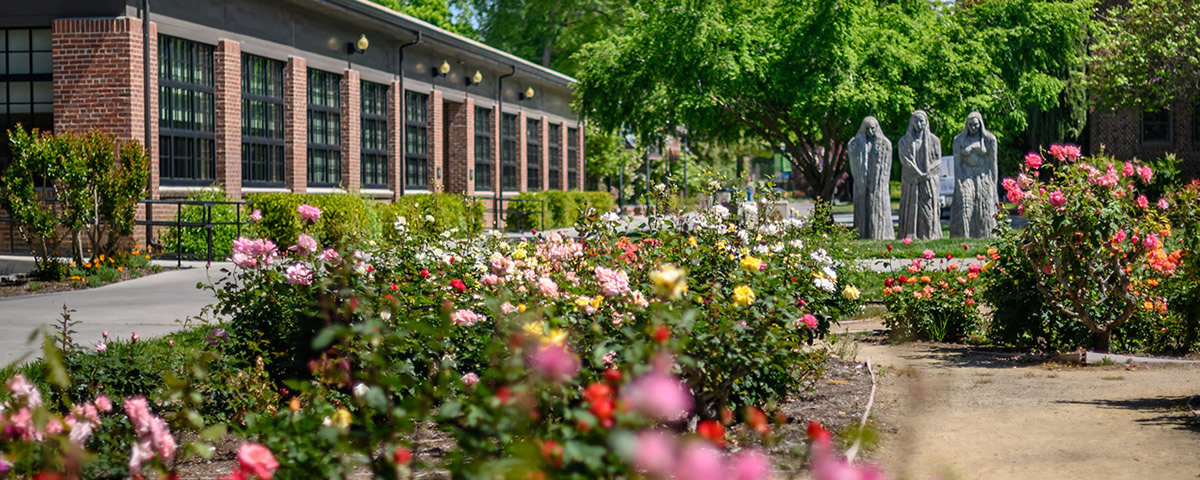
(939, 156, 955, 210)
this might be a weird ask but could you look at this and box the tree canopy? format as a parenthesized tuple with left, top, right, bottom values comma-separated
(369, 0, 477, 37)
(468, 0, 629, 74)
(1090, 0, 1200, 110)
(572, 0, 1092, 199)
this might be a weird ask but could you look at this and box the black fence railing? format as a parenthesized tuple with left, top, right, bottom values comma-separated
(486, 196, 546, 232)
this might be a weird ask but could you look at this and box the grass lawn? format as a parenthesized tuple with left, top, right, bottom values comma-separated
(846, 237, 996, 260)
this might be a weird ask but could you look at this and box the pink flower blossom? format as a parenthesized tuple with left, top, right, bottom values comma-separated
(286, 263, 313, 285)
(1024, 152, 1043, 170)
(922, 249, 935, 261)
(622, 372, 692, 422)
(595, 266, 631, 297)
(6, 375, 41, 407)
(461, 372, 480, 386)
(537, 276, 560, 298)
(1158, 198, 1169, 210)
(481, 273, 502, 286)
(528, 343, 579, 382)
(633, 430, 677, 476)
(1001, 177, 1017, 192)
(1049, 143, 1081, 162)
(94, 394, 113, 412)
(801, 313, 818, 331)
(1049, 190, 1067, 208)
(298, 204, 322, 222)
(564, 271, 580, 285)
(291, 234, 318, 256)
(489, 255, 514, 275)
(1006, 189, 1023, 204)
(249, 209, 263, 222)
(500, 302, 517, 313)
(902, 237, 912, 245)
(125, 396, 176, 476)
(96, 341, 107, 353)
(319, 248, 340, 263)
(1123, 162, 1135, 177)
(1136, 195, 1149, 209)
(726, 449, 773, 480)
(1137, 165, 1153, 182)
(674, 441, 725, 480)
(1113, 228, 1127, 244)
(131, 332, 139, 342)
(236, 442, 279, 479)
(450, 309, 483, 327)
(1143, 234, 1160, 249)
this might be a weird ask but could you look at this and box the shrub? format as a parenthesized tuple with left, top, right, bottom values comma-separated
(996, 146, 1179, 351)
(246, 193, 382, 248)
(504, 191, 616, 231)
(378, 193, 484, 242)
(881, 252, 984, 342)
(158, 188, 244, 258)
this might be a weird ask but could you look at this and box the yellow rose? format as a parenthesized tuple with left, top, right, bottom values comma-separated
(732, 285, 755, 306)
(523, 321, 544, 337)
(688, 236, 698, 247)
(649, 264, 688, 300)
(518, 303, 527, 313)
(740, 256, 763, 272)
(842, 285, 861, 300)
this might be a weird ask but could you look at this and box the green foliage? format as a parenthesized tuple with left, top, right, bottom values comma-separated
(1090, 0, 1200, 109)
(379, 193, 485, 242)
(469, 0, 628, 73)
(1, 127, 149, 279)
(506, 191, 616, 231)
(881, 255, 984, 343)
(247, 193, 384, 248)
(159, 188, 244, 257)
(367, 0, 476, 37)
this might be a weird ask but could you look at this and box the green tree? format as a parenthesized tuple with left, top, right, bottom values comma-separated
(470, 0, 628, 73)
(369, 0, 477, 37)
(1090, 0, 1200, 109)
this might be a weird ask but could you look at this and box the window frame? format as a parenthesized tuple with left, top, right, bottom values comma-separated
(501, 113, 519, 191)
(361, 80, 389, 189)
(0, 28, 54, 171)
(404, 90, 429, 190)
(474, 106, 493, 192)
(1141, 108, 1172, 145)
(526, 118, 541, 192)
(306, 68, 342, 187)
(240, 53, 286, 187)
(158, 35, 216, 186)
(567, 127, 579, 190)
(548, 123, 562, 190)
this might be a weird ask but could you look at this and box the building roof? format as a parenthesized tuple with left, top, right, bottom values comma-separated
(322, 0, 578, 88)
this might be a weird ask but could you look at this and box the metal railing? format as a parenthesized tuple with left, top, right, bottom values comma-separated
(142, 199, 251, 267)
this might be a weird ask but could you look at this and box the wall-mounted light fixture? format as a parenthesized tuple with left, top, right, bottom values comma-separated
(519, 87, 535, 100)
(466, 70, 483, 86)
(347, 34, 369, 55)
(434, 60, 451, 78)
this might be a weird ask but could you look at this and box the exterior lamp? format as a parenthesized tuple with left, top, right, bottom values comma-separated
(467, 70, 483, 86)
(348, 34, 369, 54)
(434, 60, 451, 78)
(519, 86, 535, 100)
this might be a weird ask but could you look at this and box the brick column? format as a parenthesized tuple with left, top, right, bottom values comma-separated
(284, 57, 307, 193)
(577, 124, 586, 190)
(52, 17, 157, 197)
(389, 81, 403, 199)
(429, 89, 444, 192)
(442, 99, 471, 195)
(214, 39, 242, 199)
(517, 111, 528, 192)
(560, 123, 569, 191)
(340, 69, 361, 192)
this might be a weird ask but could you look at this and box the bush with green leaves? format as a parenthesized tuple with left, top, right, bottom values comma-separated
(159, 188, 245, 258)
(247, 193, 383, 248)
(881, 251, 985, 343)
(505, 191, 616, 231)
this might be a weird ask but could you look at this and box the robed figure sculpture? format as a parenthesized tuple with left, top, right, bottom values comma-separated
(898, 110, 942, 240)
(950, 111, 999, 238)
(848, 117, 894, 239)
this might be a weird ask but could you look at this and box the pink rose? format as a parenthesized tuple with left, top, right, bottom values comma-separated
(249, 209, 263, 222)
(297, 204, 322, 222)
(726, 449, 772, 480)
(595, 266, 631, 297)
(1123, 162, 1135, 177)
(528, 343, 579, 382)
(450, 309, 483, 327)
(291, 234, 318, 256)
(236, 442, 279, 479)
(673, 441, 724, 480)
(902, 237, 912, 245)
(1024, 152, 1043, 170)
(801, 313, 818, 331)
(1143, 234, 1160, 249)
(922, 249, 935, 261)
(622, 372, 693, 422)
(1137, 165, 1153, 182)
(319, 248, 339, 263)
(1158, 198, 1169, 210)
(633, 430, 677, 476)
(1049, 190, 1067, 208)
(461, 372, 480, 386)
(286, 263, 313, 285)
(94, 394, 113, 412)
(1136, 195, 1149, 209)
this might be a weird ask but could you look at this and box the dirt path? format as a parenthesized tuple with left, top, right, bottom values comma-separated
(852, 336, 1200, 480)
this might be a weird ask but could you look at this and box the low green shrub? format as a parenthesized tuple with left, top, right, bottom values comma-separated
(881, 253, 984, 342)
(378, 193, 485, 242)
(159, 188, 243, 258)
(247, 193, 382, 248)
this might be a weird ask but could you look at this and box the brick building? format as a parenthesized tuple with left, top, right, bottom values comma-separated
(1088, 101, 1200, 178)
(0, 0, 585, 209)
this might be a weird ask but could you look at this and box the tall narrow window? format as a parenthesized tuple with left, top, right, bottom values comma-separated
(307, 69, 341, 186)
(1142, 108, 1172, 144)
(159, 35, 215, 185)
(0, 28, 53, 170)
(567, 127, 579, 190)
(404, 91, 429, 189)
(474, 107, 493, 191)
(361, 81, 388, 189)
(501, 113, 519, 191)
(526, 118, 541, 191)
(241, 54, 285, 186)
(548, 123, 562, 190)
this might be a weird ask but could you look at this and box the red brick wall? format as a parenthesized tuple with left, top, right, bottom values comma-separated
(443, 99, 470, 194)
(284, 56, 307, 193)
(388, 80, 403, 199)
(429, 90, 444, 192)
(51, 17, 157, 197)
(214, 39, 242, 199)
(1090, 102, 1200, 178)
(341, 69, 361, 192)
(518, 111, 527, 192)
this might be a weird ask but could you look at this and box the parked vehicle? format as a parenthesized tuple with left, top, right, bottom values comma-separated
(939, 156, 955, 212)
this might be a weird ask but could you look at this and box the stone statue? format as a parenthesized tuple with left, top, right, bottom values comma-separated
(950, 112, 999, 238)
(848, 116, 894, 239)
(897, 110, 942, 240)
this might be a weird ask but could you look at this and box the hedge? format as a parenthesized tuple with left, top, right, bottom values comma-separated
(246, 193, 484, 248)
(377, 193, 485, 242)
(505, 191, 616, 231)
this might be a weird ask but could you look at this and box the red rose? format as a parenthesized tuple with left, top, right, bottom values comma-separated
(653, 325, 670, 344)
(450, 279, 466, 292)
(419, 269, 430, 278)
(697, 419, 725, 447)
(393, 446, 412, 465)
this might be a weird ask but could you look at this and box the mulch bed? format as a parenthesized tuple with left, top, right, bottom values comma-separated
(0, 266, 166, 298)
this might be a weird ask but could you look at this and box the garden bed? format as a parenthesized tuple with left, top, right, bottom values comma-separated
(0, 263, 166, 298)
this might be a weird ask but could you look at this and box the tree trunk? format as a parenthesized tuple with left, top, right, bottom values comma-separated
(541, 37, 554, 68)
(1091, 329, 1112, 353)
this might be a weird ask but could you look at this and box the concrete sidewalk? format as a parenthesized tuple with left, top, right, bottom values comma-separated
(0, 262, 226, 366)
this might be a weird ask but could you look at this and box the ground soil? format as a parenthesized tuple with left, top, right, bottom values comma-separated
(0, 265, 165, 297)
(842, 320, 1200, 480)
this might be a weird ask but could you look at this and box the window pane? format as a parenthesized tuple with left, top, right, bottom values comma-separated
(10, 30, 29, 50)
